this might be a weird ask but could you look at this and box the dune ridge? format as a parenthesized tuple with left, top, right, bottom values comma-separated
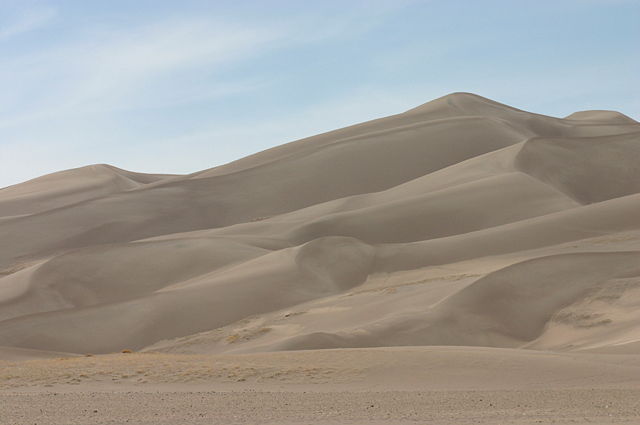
(1, 92, 639, 358)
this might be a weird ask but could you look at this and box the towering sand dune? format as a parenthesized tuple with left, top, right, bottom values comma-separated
(0, 93, 639, 357)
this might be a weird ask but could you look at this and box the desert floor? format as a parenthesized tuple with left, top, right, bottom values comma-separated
(2, 347, 640, 424)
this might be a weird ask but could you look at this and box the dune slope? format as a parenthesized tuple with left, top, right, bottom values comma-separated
(0, 92, 639, 357)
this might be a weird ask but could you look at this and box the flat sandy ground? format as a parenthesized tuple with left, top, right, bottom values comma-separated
(2, 347, 640, 424)
(4, 388, 640, 425)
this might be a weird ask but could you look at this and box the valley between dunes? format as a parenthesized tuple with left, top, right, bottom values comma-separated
(2, 92, 640, 424)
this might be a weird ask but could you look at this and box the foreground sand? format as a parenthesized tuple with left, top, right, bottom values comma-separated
(2, 347, 640, 424)
(5, 388, 640, 424)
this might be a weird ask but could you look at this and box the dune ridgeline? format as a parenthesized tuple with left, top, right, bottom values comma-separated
(1, 92, 640, 358)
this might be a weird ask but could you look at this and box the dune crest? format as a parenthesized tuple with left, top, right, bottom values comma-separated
(1, 93, 639, 357)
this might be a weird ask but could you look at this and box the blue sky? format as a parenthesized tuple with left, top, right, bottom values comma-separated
(1, 0, 638, 187)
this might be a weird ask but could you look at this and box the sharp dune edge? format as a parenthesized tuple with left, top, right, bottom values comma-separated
(2, 92, 640, 423)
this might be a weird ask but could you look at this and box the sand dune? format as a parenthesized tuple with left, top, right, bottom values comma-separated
(1, 92, 639, 367)
(2, 93, 640, 425)
(515, 131, 640, 203)
(0, 164, 176, 218)
(565, 109, 639, 124)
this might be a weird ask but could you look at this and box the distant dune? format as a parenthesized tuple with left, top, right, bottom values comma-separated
(1, 92, 639, 358)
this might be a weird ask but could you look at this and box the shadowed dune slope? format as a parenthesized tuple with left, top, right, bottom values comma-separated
(263, 252, 640, 352)
(1, 93, 640, 356)
(0, 237, 374, 353)
(0, 116, 528, 269)
(515, 132, 640, 203)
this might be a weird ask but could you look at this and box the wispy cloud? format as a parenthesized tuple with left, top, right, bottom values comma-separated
(0, 7, 56, 42)
(0, 5, 401, 186)
(0, 18, 285, 128)
(3, 0, 635, 188)
(0, 3, 403, 131)
(63, 21, 282, 109)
